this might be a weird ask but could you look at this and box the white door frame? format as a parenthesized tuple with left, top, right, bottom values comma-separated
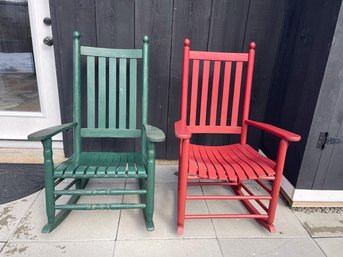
(0, 0, 62, 146)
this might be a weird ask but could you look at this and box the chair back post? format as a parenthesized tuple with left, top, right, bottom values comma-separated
(240, 42, 256, 145)
(181, 39, 191, 123)
(141, 36, 149, 158)
(73, 31, 81, 155)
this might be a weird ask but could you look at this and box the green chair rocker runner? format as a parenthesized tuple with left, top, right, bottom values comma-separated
(28, 32, 165, 233)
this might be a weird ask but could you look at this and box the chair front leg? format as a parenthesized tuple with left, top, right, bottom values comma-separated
(267, 139, 289, 231)
(145, 141, 156, 231)
(41, 138, 56, 233)
(178, 139, 189, 235)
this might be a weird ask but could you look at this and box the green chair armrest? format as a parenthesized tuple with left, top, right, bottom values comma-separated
(28, 122, 77, 141)
(143, 124, 165, 143)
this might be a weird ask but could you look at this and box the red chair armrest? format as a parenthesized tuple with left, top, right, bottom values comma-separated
(245, 120, 301, 142)
(175, 120, 191, 139)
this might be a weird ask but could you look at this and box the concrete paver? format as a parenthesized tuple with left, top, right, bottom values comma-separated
(0, 192, 40, 242)
(219, 238, 326, 257)
(293, 210, 343, 238)
(315, 238, 343, 257)
(1, 165, 342, 257)
(114, 239, 222, 257)
(1, 241, 115, 257)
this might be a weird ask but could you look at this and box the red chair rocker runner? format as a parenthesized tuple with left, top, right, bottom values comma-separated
(175, 39, 300, 234)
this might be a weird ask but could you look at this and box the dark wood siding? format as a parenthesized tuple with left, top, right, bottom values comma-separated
(261, 0, 342, 188)
(49, 0, 286, 159)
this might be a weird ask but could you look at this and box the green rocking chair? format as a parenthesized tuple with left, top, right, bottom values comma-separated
(28, 32, 165, 233)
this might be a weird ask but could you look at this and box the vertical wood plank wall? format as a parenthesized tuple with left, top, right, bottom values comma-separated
(49, 0, 286, 159)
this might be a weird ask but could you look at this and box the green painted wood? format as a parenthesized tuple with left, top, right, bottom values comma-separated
(119, 58, 127, 128)
(81, 128, 141, 138)
(144, 124, 166, 142)
(73, 32, 81, 155)
(87, 56, 95, 128)
(98, 57, 107, 128)
(108, 58, 117, 128)
(85, 166, 96, 177)
(55, 203, 146, 210)
(28, 122, 77, 141)
(81, 46, 142, 58)
(129, 58, 137, 129)
(127, 154, 136, 176)
(117, 154, 127, 176)
(96, 166, 107, 176)
(54, 189, 147, 195)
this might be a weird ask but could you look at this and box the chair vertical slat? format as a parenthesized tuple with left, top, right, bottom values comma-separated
(108, 58, 117, 128)
(190, 60, 199, 126)
(210, 61, 221, 125)
(220, 62, 232, 126)
(98, 57, 106, 128)
(231, 61, 243, 126)
(87, 56, 95, 128)
(199, 60, 210, 126)
(129, 59, 137, 129)
(119, 58, 127, 128)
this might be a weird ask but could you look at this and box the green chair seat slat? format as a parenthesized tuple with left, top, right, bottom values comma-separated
(117, 154, 127, 175)
(129, 59, 137, 129)
(127, 154, 136, 176)
(108, 58, 117, 128)
(75, 166, 87, 176)
(107, 155, 120, 176)
(87, 56, 95, 128)
(96, 166, 107, 176)
(135, 154, 146, 175)
(119, 58, 127, 129)
(81, 46, 142, 58)
(98, 57, 107, 128)
(64, 165, 77, 177)
(85, 166, 97, 176)
(54, 163, 69, 177)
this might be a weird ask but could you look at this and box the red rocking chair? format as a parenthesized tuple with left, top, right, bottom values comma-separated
(175, 39, 301, 234)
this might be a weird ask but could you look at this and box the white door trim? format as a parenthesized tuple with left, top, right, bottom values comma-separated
(0, 0, 62, 142)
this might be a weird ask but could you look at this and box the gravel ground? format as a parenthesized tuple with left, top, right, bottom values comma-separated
(292, 207, 343, 214)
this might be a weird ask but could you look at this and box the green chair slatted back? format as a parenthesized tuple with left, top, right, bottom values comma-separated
(73, 32, 149, 154)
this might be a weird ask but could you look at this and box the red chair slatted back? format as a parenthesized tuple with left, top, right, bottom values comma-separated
(180, 39, 256, 142)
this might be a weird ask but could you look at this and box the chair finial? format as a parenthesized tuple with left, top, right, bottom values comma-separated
(73, 31, 80, 39)
(143, 35, 149, 43)
(249, 42, 256, 49)
(184, 39, 191, 47)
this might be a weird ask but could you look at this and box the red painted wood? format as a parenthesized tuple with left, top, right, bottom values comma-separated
(180, 39, 191, 122)
(220, 62, 232, 126)
(212, 148, 237, 182)
(240, 42, 256, 144)
(200, 60, 210, 126)
(205, 146, 227, 180)
(243, 144, 276, 168)
(217, 146, 247, 180)
(186, 195, 271, 200)
(190, 60, 200, 126)
(231, 144, 272, 178)
(245, 119, 301, 142)
(188, 144, 198, 176)
(174, 40, 301, 235)
(185, 214, 268, 219)
(210, 61, 221, 125)
(235, 144, 275, 176)
(189, 51, 248, 62)
(192, 144, 207, 178)
(175, 120, 191, 139)
(188, 125, 241, 134)
(198, 145, 217, 179)
(231, 61, 243, 126)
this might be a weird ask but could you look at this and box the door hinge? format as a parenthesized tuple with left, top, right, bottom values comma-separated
(317, 132, 343, 149)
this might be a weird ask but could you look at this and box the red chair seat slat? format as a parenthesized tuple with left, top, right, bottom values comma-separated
(188, 144, 275, 182)
(242, 144, 276, 169)
(235, 144, 275, 176)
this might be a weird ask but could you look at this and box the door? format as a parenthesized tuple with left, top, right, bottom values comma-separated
(0, 0, 61, 141)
